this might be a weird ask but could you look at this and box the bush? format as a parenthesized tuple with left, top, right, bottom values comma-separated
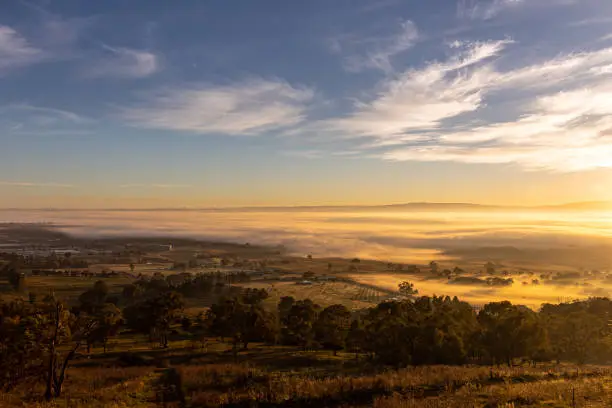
(116, 352, 149, 367)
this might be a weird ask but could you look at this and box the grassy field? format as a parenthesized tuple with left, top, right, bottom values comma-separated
(24, 274, 133, 302)
(12, 257, 606, 311)
(2, 334, 611, 407)
(88, 262, 173, 275)
(4, 247, 612, 406)
(235, 280, 389, 311)
(346, 271, 612, 309)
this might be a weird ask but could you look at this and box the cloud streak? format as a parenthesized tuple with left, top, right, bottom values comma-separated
(0, 181, 74, 188)
(86, 45, 158, 78)
(0, 104, 89, 124)
(0, 25, 45, 73)
(0, 103, 92, 136)
(457, 0, 524, 20)
(296, 34, 612, 172)
(343, 19, 419, 73)
(121, 78, 315, 136)
(457, 0, 575, 20)
(119, 184, 192, 189)
(312, 40, 512, 140)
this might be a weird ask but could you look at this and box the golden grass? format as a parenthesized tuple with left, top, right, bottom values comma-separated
(348, 272, 612, 309)
(373, 376, 612, 407)
(179, 362, 612, 407)
(235, 280, 383, 310)
(0, 366, 157, 408)
(1, 340, 610, 408)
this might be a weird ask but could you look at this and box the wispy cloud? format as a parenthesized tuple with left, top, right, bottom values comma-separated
(121, 78, 315, 135)
(311, 39, 512, 140)
(0, 181, 74, 188)
(318, 38, 612, 172)
(119, 184, 192, 189)
(17, 1, 96, 60)
(457, 0, 524, 20)
(457, 0, 575, 20)
(291, 31, 612, 172)
(568, 16, 612, 27)
(86, 45, 158, 78)
(382, 87, 612, 171)
(0, 103, 89, 124)
(0, 103, 92, 136)
(357, 0, 402, 13)
(282, 150, 326, 159)
(0, 25, 45, 73)
(343, 20, 419, 73)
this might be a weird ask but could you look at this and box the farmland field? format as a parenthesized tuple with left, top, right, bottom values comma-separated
(235, 280, 390, 310)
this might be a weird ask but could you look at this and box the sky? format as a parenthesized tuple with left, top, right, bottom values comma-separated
(2, 0, 612, 208)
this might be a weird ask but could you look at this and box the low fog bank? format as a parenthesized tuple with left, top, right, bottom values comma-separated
(1, 208, 611, 268)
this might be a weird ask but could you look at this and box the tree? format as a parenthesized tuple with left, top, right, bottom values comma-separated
(0, 299, 41, 391)
(86, 303, 122, 353)
(541, 299, 612, 364)
(315, 304, 351, 355)
(241, 288, 269, 305)
(2, 296, 99, 400)
(283, 299, 320, 350)
(7, 267, 26, 293)
(129, 263, 135, 273)
(40, 298, 96, 400)
(346, 319, 367, 359)
(429, 261, 439, 274)
(357, 296, 479, 367)
(410, 296, 477, 365)
(278, 296, 296, 326)
(361, 300, 417, 366)
(207, 295, 276, 358)
(122, 284, 140, 302)
(398, 281, 418, 296)
(302, 271, 315, 280)
(478, 301, 544, 366)
(124, 291, 184, 348)
(181, 316, 192, 332)
(485, 262, 496, 275)
(78, 281, 110, 315)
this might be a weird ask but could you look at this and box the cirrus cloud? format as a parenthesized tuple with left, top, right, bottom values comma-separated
(0, 181, 74, 188)
(300, 34, 612, 172)
(121, 78, 315, 136)
(86, 45, 158, 78)
(342, 19, 419, 73)
(0, 25, 45, 74)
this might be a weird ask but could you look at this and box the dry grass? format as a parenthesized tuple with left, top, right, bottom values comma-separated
(0, 366, 156, 408)
(235, 280, 385, 310)
(1, 346, 611, 408)
(373, 376, 612, 407)
(24, 275, 132, 303)
(178, 363, 612, 407)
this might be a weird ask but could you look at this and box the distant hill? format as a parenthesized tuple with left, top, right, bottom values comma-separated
(2, 201, 611, 212)
(212, 201, 612, 212)
(535, 201, 612, 211)
(378, 202, 501, 210)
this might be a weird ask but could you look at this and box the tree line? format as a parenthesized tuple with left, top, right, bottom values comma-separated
(2, 275, 612, 400)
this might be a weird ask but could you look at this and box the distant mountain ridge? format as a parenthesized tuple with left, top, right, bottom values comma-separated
(2, 201, 611, 212)
(535, 201, 612, 211)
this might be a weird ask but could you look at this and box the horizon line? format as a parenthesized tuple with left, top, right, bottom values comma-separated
(0, 200, 610, 212)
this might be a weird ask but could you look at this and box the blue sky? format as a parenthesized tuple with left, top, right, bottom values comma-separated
(2, 0, 612, 208)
